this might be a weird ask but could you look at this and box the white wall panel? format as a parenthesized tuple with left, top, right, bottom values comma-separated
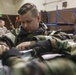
(44, 0, 76, 11)
(0, 0, 15, 15)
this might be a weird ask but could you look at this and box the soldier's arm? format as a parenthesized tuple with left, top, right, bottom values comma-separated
(29, 38, 71, 55)
(0, 39, 72, 66)
(0, 32, 16, 51)
(0, 32, 16, 59)
(0, 40, 53, 66)
(1, 48, 21, 66)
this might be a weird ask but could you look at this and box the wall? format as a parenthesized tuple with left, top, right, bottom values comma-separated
(0, 0, 15, 15)
(47, 8, 75, 33)
(0, 0, 76, 14)
(44, 0, 76, 11)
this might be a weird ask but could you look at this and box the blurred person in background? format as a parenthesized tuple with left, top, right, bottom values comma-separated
(0, 20, 9, 36)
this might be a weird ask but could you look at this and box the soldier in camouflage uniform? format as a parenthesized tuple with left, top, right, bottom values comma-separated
(0, 2, 48, 50)
(0, 2, 76, 75)
(0, 2, 48, 75)
(0, 2, 75, 54)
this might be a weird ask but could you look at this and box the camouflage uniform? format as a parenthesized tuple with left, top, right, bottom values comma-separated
(7, 58, 76, 75)
(1, 48, 76, 75)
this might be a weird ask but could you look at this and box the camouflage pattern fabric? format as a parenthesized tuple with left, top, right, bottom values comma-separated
(3, 57, 76, 75)
(31, 32, 76, 55)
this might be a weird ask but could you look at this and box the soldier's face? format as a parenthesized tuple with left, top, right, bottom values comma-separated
(20, 11, 40, 33)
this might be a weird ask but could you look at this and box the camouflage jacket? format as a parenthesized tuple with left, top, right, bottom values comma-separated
(1, 54, 76, 75)
(8, 58, 76, 75)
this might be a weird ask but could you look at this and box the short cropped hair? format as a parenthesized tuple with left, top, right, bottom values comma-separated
(18, 3, 39, 18)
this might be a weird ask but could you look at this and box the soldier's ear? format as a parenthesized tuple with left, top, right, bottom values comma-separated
(37, 15, 40, 22)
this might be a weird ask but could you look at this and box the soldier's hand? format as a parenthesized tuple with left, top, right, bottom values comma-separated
(16, 42, 32, 50)
(0, 45, 9, 55)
